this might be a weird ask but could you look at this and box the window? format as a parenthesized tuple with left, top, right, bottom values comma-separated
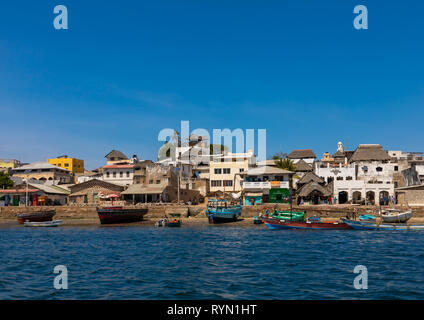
(126, 171, 130, 177)
(239, 168, 244, 172)
(120, 172, 123, 178)
(106, 172, 110, 178)
(211, 180, 222, 187)
(64, 163, 69, 167)
(346, 176, 353, 180)
(223, 180, 233, 187)
(337, 177, 344, 180)
(156, 180, 160, 184)
(113, 172, 116, 178)
(376, 167, 383, 172)
(223, 168, 231, 174)
(394, 166, 398, 172)
(214, 169, 222, 174)
(149, 180, 153, 184)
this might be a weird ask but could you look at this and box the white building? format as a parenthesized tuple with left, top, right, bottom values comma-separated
(332, 144, 395, 204)
(209, 150, 256, 192)
(102, 164, 135, 186)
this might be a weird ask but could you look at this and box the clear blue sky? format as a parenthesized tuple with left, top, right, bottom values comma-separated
(1, 1, 423, 169)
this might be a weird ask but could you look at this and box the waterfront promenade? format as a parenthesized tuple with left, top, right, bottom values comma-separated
(2, 204, 424, 226)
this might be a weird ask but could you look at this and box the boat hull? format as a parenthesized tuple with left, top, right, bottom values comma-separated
(206, 206, 242, 223)
(341, 218, 424, 231)
(17, 210, 56, 224)
(381, 211, 412, 223)
(263, 218, 352, 230)
(165, 221, 181, 227)
(24, 220, 62, 227)
(97, 208, 148, 224)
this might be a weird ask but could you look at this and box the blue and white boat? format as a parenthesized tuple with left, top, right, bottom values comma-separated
(341, 218, 424, 231)
(205, 199, 242, 223)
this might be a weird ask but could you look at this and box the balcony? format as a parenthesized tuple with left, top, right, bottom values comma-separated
(243, 181, 289, 190)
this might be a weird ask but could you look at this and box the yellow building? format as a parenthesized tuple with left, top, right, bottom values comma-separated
(48, 156, 84, 174)
(0, 159, 21, 170)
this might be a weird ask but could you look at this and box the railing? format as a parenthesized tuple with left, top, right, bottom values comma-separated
(243, 181, 289, 189)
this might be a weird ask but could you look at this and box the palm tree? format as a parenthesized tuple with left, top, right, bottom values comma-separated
(274, 157, 297, 172)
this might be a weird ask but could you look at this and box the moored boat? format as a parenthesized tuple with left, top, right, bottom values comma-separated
(253, 216, 263, 224)
(381, 209, 412, 223)
(17, 210, 56, 224)
(341, 218, 424, 231)
(263, 217, 352, 230)
(359, 214, 376, 221)
(96, 206, 148, 224)
(270, 210, 305, 222)
(165, 213, 182, 227)
(206, 199, 242, 223)
(24, 220, 62, 227)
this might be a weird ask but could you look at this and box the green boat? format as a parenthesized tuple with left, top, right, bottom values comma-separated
(271, 210, 305, 222)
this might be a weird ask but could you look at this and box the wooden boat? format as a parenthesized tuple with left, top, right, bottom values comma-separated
(96, 206, 148, 224)
(359, 214, 376, 221)
(24, 220, 62, 227)
(17, 210, 56, 224)
(341, 218, 424, 231)
(271, 210, 305, 222)
(253, 216, 263, 224)
(165, 214, 182, 227)
(381, 209, 412, 223)
(205, 199, 242, 223)
(263, 217, 352, 230)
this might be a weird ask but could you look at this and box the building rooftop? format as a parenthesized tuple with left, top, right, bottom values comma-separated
(13, 162, 70, 172)
(288, 149, 316, 159)
(105, 150, 129, 160)
(349, 144, 390, 162)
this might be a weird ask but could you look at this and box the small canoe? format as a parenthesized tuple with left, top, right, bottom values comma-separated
(359, 214, 376, 221)
(253, 216, 264, 224)
(165, 220, 182, 227)
(381, 210, 412, 223)
(24, 220, 62, 227)
(341, 218, 424, 231)
(165, 213, 182, 227)
(17, 210, 56, 224)
(263, 217, 352, 230)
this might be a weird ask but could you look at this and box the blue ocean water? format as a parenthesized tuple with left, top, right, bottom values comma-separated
(0, 223, 424, 300)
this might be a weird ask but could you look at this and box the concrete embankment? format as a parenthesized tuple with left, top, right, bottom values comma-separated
(2, 204, 424, 224)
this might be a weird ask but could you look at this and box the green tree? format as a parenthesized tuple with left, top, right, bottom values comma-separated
(273, 156, 297, 172)
(0, 172, 14, 189)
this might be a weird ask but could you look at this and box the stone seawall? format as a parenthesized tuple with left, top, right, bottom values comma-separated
(1, 204, 424, 220)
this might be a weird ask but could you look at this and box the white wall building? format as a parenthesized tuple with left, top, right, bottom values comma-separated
(209, 150, 256, 192)
(102, 164, 135, 186)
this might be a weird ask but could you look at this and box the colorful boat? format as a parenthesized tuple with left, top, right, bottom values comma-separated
(341, 218, 424, 231)
(359, 214, 376, 221)
(205, 199, 242, 223)
(17, 210, 56, 224)
(165, 213, 182, 227)
(96, 206, 148, 224)
(271, 210, 305, 222)
(253, 216, 264, 224)
(263, 217, 352, 230)
(24, 220, 62, 227)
